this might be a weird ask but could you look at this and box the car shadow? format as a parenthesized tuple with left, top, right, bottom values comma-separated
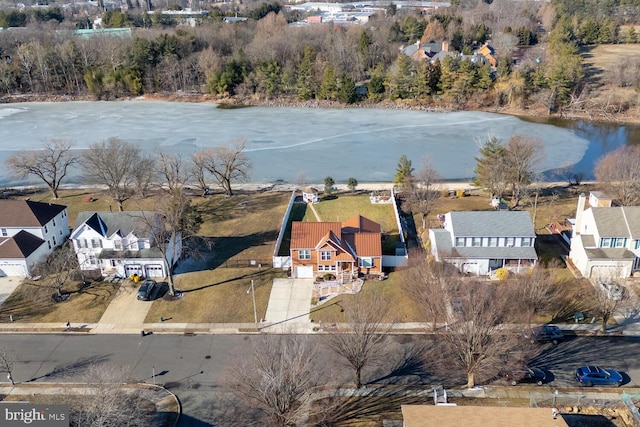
(620, 371, 631, 386)
(151, 281, 169, 301)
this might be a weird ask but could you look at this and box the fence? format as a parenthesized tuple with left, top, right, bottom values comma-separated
(530, 391, 623, 410)
(622, 392, 640, 426)
(272, 190, 297, 268)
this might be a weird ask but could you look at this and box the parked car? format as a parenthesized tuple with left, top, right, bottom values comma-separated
(525, 325, 564, 345)
(575, 365, 623, 387)
(599, 281, 625, 301)
(504, 367, 547, 386)
(137, 279, 157, 301)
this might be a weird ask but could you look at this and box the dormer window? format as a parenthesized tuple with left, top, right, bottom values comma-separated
(1, 228, 6, 237)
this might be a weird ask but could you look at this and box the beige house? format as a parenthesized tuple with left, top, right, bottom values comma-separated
(401, 405, 568, 427)
(569, 193, 640, 279)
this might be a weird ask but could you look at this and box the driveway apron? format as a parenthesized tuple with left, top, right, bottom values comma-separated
(263, 278, 314, 333)
(0, 276, 21, 308)
(95, 281, 154, 332)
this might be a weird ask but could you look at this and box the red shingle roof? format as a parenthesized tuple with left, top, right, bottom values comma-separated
(0, 200, 66, 227)
(291, 222, 342, 249)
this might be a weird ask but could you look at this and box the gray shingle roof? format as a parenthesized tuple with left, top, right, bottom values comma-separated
(74, 212, 158, 238)
(590, 206, 640, 239)
(450, 246, 538, 260)
(448, 211, 534, 237)
(584, 248, 635, 260)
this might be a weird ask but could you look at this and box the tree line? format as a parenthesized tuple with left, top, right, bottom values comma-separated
(2, 0, 640, 111)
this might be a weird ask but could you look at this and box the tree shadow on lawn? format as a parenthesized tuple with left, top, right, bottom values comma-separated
(180, 270, 269, 293)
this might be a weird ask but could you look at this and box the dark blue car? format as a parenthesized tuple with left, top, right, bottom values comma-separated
(575, 366, 623, 387)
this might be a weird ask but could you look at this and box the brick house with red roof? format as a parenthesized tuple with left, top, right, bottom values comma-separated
(0, 200, 70, 276)
(290, 215, 382, 279)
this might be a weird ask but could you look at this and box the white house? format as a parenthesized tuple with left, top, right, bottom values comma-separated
(569, 193, 640, 279)
(0, 200, 70, 277)
(428, 210, 537, 276)
(70, 211, 182, 279)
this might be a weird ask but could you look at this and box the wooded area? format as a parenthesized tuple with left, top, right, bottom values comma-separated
(0, 0, 640, 114)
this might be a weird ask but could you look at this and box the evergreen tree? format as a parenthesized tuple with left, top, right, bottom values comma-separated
(318, 64, 338, 100)
(394, 155, 414, 188)
(474, 137, 507, 198)
(296, 46, 317, 100)
(338, 74, 357, 104)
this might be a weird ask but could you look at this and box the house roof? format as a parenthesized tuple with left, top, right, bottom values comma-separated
(450, 245, 538, 260)
(584, 247, 635, 260)
(290, 215, 382, 258)
(342, 215, 381, 234)
(591, 206, 640, 239)
(0, 230, 45, 259)
(401, 405, 568, 427)
(98, 248, 164, 260)
(580, 234, 596, 248)
(447, 211, 535, 237)
(291, 222, 342, 249)
(0, 200, 66, 228)
(74, 212, 158, 238)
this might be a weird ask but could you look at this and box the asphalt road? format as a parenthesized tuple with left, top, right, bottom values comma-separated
(3, 334, 640, 426)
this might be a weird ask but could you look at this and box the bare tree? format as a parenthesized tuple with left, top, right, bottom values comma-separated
(595, 145, 640, 206)
(190, 151, 210, 197)
(503, 135, 545, 208)
(511, 266, 562, 329)
(132, 154, 155, 198)
(437, 280, 522, 388)
(6, 139, 78, 199)
(158, 152, 190, 194)
(140, 191, 204, 296)
(324, 290, 390, 389)
(402, 252, 458, 331)
(73, 363, 150, 427)
(226, 335, 320, 426)
(81, 138, 144, 211)
(198, 138, 251, 196)
(0, 347, 16, 385)
(590, 273, 629, 334)
(31, 242, 78, 299)
(405, 157, 442, 230)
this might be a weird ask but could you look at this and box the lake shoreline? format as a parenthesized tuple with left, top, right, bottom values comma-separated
(4, 92, 640, 126)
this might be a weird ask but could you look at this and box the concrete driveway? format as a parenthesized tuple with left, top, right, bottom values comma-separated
(0, 276, 22, 308)
(263, 278, 314, 333)
(95, 281, 155, 333)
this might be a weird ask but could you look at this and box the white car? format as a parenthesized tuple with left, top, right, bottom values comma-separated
(599, 281, 625, 301)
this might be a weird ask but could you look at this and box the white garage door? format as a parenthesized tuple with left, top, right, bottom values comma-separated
(145, 264, 164, 278)
(124, 264, 143, 277)
(295, 266, 314, 278)
(590, 265, 621, 280)
(461, 263, 479, 275)
(0, 263, 26, 277)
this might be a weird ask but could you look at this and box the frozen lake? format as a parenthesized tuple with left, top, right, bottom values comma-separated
(0, 101, 601, 186)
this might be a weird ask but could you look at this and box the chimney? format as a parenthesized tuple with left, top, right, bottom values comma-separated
(574, 193, 586, 237)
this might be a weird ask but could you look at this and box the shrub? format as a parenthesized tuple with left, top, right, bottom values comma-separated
(495, 268, 509, 281)
(323, 273, 336, 281)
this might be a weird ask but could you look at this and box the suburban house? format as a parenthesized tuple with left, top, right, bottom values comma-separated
(428, 210, 537, 276)
(401, 40, 450, 62)
(569, 193, 640, 279)
(290, 215, 382, 279)
(70, 211, 181, 279)
(0, 200, 70, 277)
(477, 43, 497, 67)
(401, 405, 568, 427)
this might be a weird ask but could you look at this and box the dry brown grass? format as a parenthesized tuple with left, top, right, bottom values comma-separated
(0, 279, 120, 323)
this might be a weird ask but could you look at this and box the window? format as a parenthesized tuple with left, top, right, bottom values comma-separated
(47, 241, 51, 250)
(89, 255, 98, 265)
(600, 238, 611, 248)
(52, 236, 56, 245)
(91, 239, 102, 249)
(614, 238, 626, 248)
(298, 249, 311, 260)
(489, 237, 498, 247)
(521, 237, 532, 247)
(113, 240, 123, 251)
(0, 228, 6, 237)
(320, 250, 332, 261)
(52, 219, 56, 226)
(506, 237, 515, 247)
(110, 260, 117, 267)
(359, 257, 374, 268)
(472, 237, 481, 247)
(44, 225, 48, 233)
(129, 241, 138, 250)
(455, 237, 465, 246)
(636, 240, 640, 250)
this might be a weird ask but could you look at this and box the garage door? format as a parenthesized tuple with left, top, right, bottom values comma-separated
(295, 266, 314, 278)
(124, 264, 143, 277)
(461, 263, 479, 275)
(145, 264, 164, 278)
(590, 265, 621, 280)
(0, 263, 26, 277)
